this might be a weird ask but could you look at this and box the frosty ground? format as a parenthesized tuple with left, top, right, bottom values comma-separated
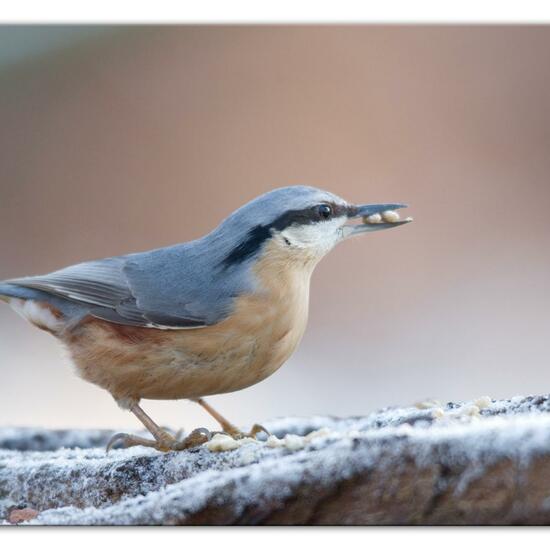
(2, 395, 550, 525)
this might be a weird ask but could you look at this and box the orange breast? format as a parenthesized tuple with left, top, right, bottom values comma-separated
(63, 239, 315, 403)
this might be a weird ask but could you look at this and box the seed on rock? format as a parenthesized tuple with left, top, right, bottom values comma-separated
(474, 396, 492, 410)
(205, 433, 239, 452)
(266, 435, 284, 448)
(284, 434, 305, 451)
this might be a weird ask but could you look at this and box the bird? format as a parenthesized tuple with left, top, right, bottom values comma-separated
(0, 186, 411, 452)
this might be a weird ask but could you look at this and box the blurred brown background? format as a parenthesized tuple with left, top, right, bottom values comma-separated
(1, 25, 550, 430)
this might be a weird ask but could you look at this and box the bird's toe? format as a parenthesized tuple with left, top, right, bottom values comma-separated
(223, 423, 270, 440)
(249, 424, 270, 438)
(106, 432, 160, 452)
(173, 427, 212, 449)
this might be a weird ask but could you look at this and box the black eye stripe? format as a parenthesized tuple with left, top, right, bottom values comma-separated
(271, 202, 350, 230)
(221, 224, 272, 267)
(221, 202, 353, 268)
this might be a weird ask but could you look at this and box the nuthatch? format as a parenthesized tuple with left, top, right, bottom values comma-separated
(0, 186, 411, 451)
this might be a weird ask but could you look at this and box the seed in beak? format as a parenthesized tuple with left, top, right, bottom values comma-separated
(363, 213, 383, 224)
(381, 210, 400, 223)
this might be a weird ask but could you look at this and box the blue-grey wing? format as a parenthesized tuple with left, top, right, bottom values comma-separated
(4, 254, 226, 329)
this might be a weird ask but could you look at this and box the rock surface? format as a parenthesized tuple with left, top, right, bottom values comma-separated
(3, 395, 550, 525)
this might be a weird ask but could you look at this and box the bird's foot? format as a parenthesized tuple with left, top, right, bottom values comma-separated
(106, 427, 211, 453)
(222, 423, 270, 440)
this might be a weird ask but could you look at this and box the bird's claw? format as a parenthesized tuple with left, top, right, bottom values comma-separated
(248, 423, 270, 438)
(180, 427, 212, 448)
(223, 423, 270, 440)
(106, 427, 212, 453)
(106, 432, 158, 452)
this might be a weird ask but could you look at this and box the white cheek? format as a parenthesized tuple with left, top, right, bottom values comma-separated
(281, 217, 345, 253)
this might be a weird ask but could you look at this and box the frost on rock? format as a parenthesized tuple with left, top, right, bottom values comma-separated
(3, 395, 550, 525)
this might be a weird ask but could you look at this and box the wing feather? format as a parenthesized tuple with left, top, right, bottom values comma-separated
(6, 257, 208, 329)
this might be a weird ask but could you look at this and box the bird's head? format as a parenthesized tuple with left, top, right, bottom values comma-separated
(217, 186, 412, 271)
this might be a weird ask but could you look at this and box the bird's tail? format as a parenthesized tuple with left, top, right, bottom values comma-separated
(0, 282, 66, 334)
(0, 284, 14, 303)
(0, 282, 31, 302)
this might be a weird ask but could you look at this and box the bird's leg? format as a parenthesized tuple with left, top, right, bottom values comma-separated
(106, 403, 211, 452)
(192, 397, 269, 439)
(192, 397, 238, 433)
(130, 403, 179, 450)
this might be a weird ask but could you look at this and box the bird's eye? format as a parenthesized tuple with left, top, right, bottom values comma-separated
(318, 204, 332, 220)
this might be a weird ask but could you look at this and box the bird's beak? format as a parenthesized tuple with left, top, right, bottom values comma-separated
(341, 203, 412, 239)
